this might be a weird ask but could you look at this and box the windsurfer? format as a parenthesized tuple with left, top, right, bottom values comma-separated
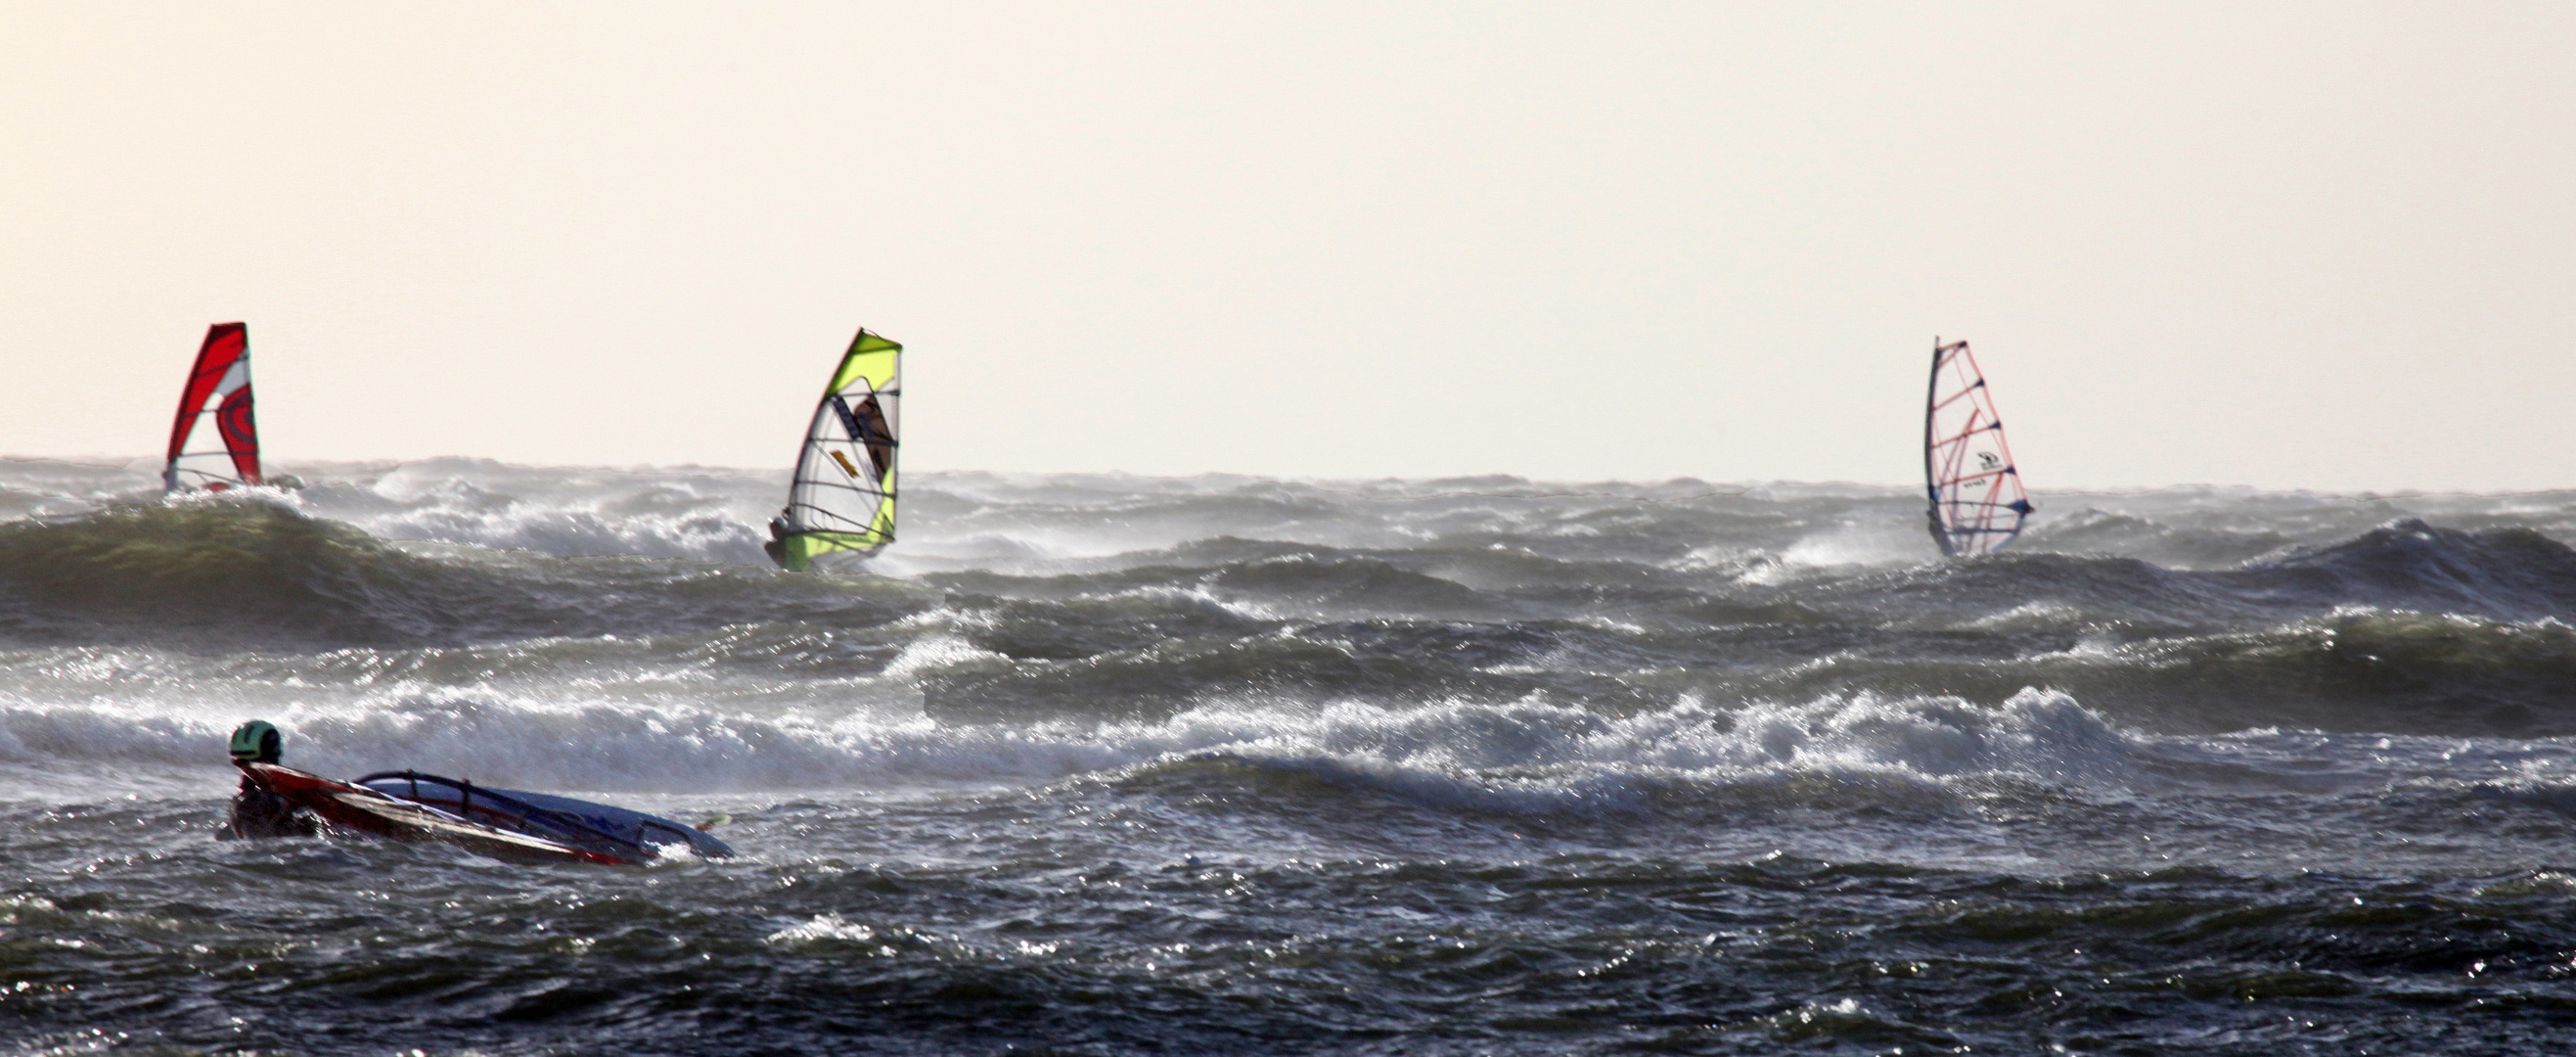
(222, 720, 316, 840)
(764, 515, 792, 566)
(768, 328, 901, 572)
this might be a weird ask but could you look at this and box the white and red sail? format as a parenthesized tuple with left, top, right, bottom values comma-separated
(1924, 338, 2032, 556)
(164, 322, 261, 492)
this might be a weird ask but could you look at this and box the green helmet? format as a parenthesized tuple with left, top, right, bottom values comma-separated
(228, 720, 283, 762)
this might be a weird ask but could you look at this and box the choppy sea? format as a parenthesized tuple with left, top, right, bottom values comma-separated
(4, 456, 2576, 1055)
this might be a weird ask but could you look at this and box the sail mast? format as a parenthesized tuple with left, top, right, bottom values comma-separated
(1923, 340, 1946, 555)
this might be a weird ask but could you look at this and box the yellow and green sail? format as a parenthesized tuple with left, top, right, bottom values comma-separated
(767, 329, 901, 572)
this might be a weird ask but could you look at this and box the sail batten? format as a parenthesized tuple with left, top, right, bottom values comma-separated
(1923, 338, 2031, 557)
(164, 323, 262, 492)
(767, 329, 902, 572)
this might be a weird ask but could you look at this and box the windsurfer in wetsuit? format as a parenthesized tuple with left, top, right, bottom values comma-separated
(765, 514, 793, 567)
(222, 719, 316, 840)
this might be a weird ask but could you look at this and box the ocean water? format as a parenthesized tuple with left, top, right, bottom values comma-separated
(4, 457, 2576, 1055)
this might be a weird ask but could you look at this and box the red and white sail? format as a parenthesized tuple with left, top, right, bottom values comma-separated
(1924, 338, 2032, 556)
(164, 323, 262, 492)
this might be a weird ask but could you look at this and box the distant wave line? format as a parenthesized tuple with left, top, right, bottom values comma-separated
(1273, 483, 1757, 507)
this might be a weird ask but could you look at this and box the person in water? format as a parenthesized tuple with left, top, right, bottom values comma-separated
(764, 515, 792, 567)
(223, 719, 316, 840)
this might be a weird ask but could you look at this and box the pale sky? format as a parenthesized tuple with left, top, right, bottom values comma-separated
(4, 3, 2570, 490)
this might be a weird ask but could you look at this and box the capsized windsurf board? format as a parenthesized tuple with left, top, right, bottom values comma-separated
(238, 761, 638, 865)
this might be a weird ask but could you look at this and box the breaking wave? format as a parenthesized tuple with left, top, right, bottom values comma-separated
(7, 679, 2553, 823)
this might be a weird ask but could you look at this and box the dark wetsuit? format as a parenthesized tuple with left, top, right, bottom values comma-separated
(224, 774, 316, 840)
(764, 515, 793, 568)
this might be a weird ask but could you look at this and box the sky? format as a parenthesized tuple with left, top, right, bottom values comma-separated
(4, 2, 2570, 490)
